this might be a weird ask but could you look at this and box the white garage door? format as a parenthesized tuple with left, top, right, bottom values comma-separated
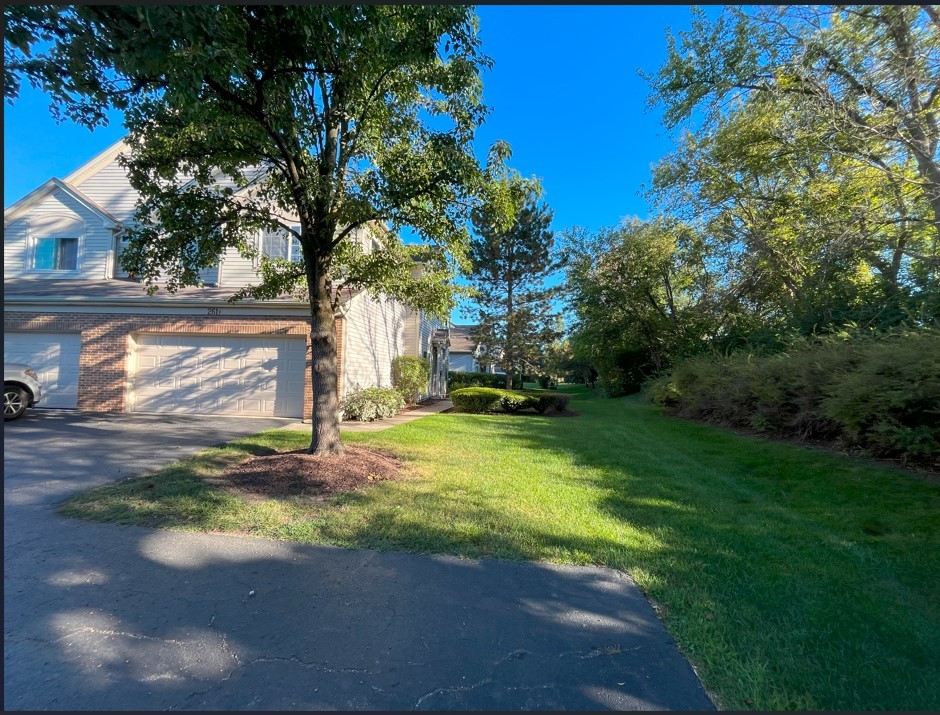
(131, 334, 306, 418)
(3, 332, 81, 408)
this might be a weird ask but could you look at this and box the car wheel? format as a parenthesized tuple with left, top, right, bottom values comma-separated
(4, 385, 28, 421)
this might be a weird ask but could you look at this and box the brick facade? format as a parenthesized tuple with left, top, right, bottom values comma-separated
(4, 311, 345, 417)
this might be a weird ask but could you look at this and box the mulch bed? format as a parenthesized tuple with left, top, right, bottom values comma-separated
(209, 445, 404, 501)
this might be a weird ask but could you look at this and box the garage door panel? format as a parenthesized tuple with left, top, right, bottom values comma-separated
(4, 332, 81, 409)
(132, 334, 305, 417)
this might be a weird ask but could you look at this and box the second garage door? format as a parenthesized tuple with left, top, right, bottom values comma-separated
(3, 332, 81, 408)
(131, 334, 306, 418)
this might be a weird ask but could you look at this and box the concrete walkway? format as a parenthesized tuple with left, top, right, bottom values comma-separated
(283, 398, 454, 433)
(4, 410, 715, 711)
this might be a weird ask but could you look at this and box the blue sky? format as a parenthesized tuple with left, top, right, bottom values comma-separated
(3, 5, 713, 323)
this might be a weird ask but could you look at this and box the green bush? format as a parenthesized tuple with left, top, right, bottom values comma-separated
(341, 386, 406, 422)
(649, 330, 940, 465)
(528, 390, 572, 414)
(823, 335, 940, 461)
(450, 387, 508, 413)
(450, 387, 573, 415)
(391, 355, 431, 404)
(448, 371, 505, 389)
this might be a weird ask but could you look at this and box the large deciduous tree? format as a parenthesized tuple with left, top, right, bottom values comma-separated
(467, 185, 560, 389)
(5, 5, 515, 454)
(563, 219, 721, 395)
(643, 5, 939, 343)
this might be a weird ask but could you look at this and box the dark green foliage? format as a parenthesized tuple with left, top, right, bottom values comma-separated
(391, 355, 430, 405)
(468, 186, 562, 388)
(650, 331, 940, 465)
(824, 338, 940, 461)
(4, 4, 516, 454)
(450, 387, 508, 413)
(565, 7, 940, 416)
(450, 387, 571, 415)
(341, 387, 405, 422)
(447, 371, 505, 389)
(528, 390, 571, 414)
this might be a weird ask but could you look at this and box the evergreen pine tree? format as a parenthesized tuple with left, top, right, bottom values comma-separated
(468, 189, 561, 389)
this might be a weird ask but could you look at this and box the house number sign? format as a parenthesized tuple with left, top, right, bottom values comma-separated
(207, 307, 222, 316)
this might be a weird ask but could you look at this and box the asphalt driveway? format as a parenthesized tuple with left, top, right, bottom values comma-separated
(4, 410, 714, 711)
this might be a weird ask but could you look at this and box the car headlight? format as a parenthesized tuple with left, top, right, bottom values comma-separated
(24, 369, 38, 380)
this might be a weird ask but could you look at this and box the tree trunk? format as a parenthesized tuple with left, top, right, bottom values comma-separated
(505, 265, 514, 390)
(307, 252, 344, 456)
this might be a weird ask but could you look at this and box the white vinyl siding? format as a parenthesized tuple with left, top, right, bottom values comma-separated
(402, 309, 420, 357)
(4, 190, 113, 279)
(343, 292, 409, 396)
(417, 311, 443, 360)
(4, 219, 30, 275)
(449, 353, 477, 372)
(218, 245, 260, 288)
(70, 158, 141, 223)
(130, 334, 306, 417)
(4, 332, 81, 408)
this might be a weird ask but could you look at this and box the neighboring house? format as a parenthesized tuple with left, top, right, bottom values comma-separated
(3, 138, 449, 418)
(448, 324, 484, 372)
(447, 323, 501, 374)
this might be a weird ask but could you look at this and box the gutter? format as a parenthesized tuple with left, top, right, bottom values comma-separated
(3, 296, 310, 309)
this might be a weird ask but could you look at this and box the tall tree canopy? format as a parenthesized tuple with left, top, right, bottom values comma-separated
(647, 5, 939, 330)
(563, 219, 720, 395)
(5, 5, 516, 454)
(467, 184, 560, 388)
(563, 5, 939, 395)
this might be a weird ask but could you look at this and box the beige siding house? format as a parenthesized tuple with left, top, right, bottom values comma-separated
(4, 138, 449, 418)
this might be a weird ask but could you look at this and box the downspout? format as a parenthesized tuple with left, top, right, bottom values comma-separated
(336, 298, 351, 403)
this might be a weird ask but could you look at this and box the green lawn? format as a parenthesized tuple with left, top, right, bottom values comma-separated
(60, 386, 940, 710)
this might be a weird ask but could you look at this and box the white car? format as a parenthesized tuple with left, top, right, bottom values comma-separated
(4, 363, 42, 420)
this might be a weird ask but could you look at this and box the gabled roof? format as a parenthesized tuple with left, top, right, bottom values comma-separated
(63, 136, 130, 186)
(4, 177, 122, 228)
(449, 324, 480, 353)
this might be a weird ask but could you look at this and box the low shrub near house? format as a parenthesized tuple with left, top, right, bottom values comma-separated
(649, 329, 940, 465)
(391, 355, 430, 404)
(341, 387, 406, 422)
(451, 387, 572, 415)
(450, 387, 506, 413)
(448, 371, 505, 390)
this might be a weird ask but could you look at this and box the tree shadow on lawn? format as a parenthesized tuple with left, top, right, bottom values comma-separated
(460, 397, 940, 711)
(56, 397, 940, 710)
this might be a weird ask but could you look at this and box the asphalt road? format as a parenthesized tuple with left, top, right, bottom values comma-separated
(3, 409, 715, 711)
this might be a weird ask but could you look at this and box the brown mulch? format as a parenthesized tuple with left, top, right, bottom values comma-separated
(209, 445, 405, 501)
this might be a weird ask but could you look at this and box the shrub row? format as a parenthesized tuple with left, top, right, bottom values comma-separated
(649, 330, 940, 465)
(451, 387, 572, 415)
(447, 371, 506, 389)
(341, 386, 406, 422)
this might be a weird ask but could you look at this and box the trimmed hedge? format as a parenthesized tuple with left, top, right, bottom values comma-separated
(341, 386, 406, 422)
(448, 371, 506, 389)
(451, 387, 572, 415)
(649, 330, 940, 465)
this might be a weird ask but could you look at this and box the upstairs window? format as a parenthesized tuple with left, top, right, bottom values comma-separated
(260, 226, 302, 263)
(32, 237, 79, 271)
